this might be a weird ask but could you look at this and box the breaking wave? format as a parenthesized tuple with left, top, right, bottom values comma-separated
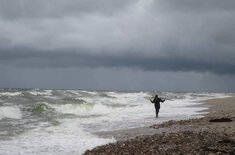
(0, 92, 22, 97)
(49, 103, 112, 116)
(27, 90, 52, 96)
(0, 106, 22, 120)
(26, 102, 52, 113)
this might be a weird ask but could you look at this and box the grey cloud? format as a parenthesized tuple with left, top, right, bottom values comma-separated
(1, 0, 235, 55)
(152, 0, 235, 13)
(0, 0, 134, 19)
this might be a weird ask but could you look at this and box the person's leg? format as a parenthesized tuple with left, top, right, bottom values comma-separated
(155, 107, 159, 117)
(155, 104, 160, 117)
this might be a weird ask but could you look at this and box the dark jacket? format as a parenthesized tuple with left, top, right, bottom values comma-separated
(151, 97, 165, 109)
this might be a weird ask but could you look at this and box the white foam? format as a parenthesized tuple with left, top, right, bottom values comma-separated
(184, 92, 231, 101)
(0, 92, 22, 96)
(0, 106, 22, 120)
(28, 90, 52, 96)
(73, 92, 229, 131)
(79, 91, 148, 107)
(79, 90, 98, 95)
(0, 119, 115, 155)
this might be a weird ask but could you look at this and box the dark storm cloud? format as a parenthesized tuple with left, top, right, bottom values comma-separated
(0, 0, 235, 75)
(1, 48, 235, 75)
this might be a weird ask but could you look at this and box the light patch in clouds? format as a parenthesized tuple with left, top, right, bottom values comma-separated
(0, 0, 156, 52)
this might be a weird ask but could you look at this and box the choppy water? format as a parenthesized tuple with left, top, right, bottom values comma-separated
(0, 88, 231, 154)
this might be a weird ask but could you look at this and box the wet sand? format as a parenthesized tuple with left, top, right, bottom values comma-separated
(84, 96, 235, 154)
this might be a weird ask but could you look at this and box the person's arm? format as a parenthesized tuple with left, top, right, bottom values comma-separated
(150, 97, 156, 103)
(160, 98, 165, 102)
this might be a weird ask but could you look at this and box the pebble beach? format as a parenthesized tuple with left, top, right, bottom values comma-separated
(84, 96, 235, 155)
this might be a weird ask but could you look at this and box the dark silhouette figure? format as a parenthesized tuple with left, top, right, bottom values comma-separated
(150, 95, 165, 118)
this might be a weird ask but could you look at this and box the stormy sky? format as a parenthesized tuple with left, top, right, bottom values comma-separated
(0, 0, 235, 92)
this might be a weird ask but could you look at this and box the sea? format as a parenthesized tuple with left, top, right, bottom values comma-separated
(0, 88, 231, 155)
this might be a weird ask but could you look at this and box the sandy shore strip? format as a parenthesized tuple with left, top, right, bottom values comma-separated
(84, 96, 235, 154)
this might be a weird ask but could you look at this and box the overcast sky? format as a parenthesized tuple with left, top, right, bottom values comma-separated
(0, 0, 235, 92)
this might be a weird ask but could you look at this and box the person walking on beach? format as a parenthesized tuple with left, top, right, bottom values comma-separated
(150, 95, 165, 118)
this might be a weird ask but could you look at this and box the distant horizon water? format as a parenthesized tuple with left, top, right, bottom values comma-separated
(1, 87, 234, 93)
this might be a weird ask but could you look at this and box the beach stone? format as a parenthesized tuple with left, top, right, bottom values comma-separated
(209, 117, 232, 122)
